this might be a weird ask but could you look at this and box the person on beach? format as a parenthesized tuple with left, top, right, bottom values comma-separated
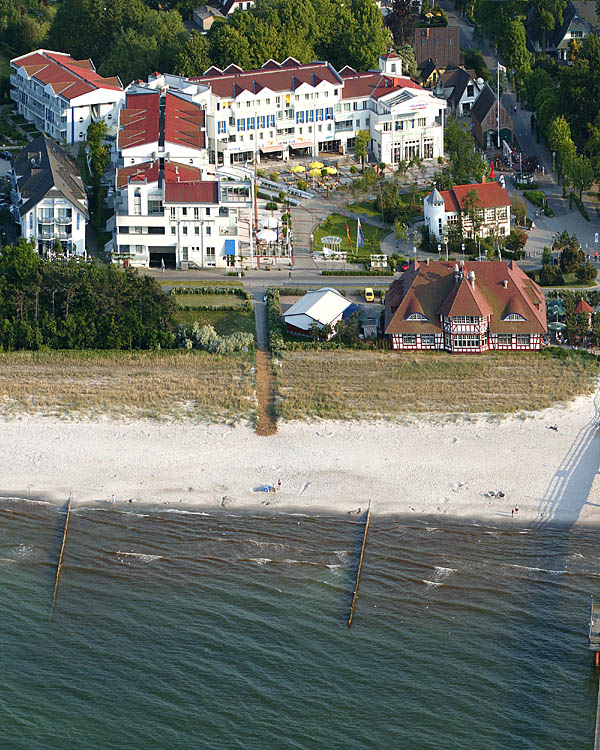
(111, 494, 115, 504)
(514, 505, 519, 514)
(512, 508, 514, 517)
(277, 478, 281, 490)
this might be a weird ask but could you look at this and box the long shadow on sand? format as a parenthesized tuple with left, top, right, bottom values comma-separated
(533, 387, 600, 530)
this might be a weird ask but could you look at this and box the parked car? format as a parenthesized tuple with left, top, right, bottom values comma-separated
(364, 287, 374, 302)
(0, 151, 12, 161)
(400, 260, 410, 271)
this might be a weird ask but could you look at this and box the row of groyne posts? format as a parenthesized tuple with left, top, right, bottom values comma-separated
(47, 497, 373, 628)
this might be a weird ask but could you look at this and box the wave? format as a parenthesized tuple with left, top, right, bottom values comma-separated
(117, 552, 163, 563)
(422, 579, 442, 590)
(251, 558, 272, 565)
(333, 550, 348, 562)
(156, 509, 211, 516)
(433, 566, 456, 580)
(509, 564, 567, 575)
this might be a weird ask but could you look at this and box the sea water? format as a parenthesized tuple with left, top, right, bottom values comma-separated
(0, 499, 598, 749)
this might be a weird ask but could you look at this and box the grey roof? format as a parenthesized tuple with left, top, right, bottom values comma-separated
(441, 65, 475, 107)
(417, 58, 438, 82)
(526, 0, 593, 50)
(13, 134, 88, 218)
(470, 83, 496, 124)
(426, 187, 444, 206)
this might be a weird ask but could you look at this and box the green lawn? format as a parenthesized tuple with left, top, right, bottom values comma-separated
(314, 213, 388, 258)
(347, 200, 380, 218)
(175, 308, 256, 337)
(529, 270, 597, 288)
(174, 293, 246, 307)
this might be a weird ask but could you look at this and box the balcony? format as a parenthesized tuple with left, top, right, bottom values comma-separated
(9, 90, 18, 103)
(55, 214, 72, 224)
(335, 121, 354, 133)
(219, 225, 237, 236)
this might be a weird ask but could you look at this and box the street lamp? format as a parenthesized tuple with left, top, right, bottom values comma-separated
(461, 243, 465, 263)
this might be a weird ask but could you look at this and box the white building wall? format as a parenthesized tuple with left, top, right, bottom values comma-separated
(21, 196, 87, 256)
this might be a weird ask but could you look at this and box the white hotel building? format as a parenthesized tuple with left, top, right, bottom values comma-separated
(10, 50, 125, 144)
(139, 53, 445, 167)
(108, 89, 252, 269)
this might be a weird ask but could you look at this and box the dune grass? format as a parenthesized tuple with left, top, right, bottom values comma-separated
(175, 308, 256, 337)
(174, 293, 246, 307)
(0, 351, 255, 422)
(276, 349, 599, 420)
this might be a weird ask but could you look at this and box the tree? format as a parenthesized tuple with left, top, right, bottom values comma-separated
(385, 0, 416, 45)
(395, 44, 417, 77)
(511, 194, 527, 226)
(547, 116, 572, 154)
(342, 0, 389, 71)
(354, 130, 370, 169)
(208, 23, 252, 70)
(86, 121, 109, 182)
(503, 20, 531, 84)
(175, 31, 211, 76)
(555, 230, 585, 273)
(576, 261, 598, 282)
(308, 321, 321, 340)
(460, 189, 483, 242)
(564, 153, 594, 200)
(443, 118, 487, 185)
(539, 263, 563, 286)
(532, 0, 567, 53)
(542, 245, 552, 265)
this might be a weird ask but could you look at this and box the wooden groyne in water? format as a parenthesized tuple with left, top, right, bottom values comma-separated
(49, 495, 72, 619)
(347, 504, 371, 629)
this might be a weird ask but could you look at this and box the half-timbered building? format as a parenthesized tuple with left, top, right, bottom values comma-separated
(384, 259, 547, 353)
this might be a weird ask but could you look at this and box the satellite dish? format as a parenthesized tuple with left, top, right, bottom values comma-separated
(476, 77, 484, 86)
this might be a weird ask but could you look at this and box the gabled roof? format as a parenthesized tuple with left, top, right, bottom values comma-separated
(164, 91, 206, 150)
(417, 58, 438, 83)
(385, 260, 546, 335)
(283, 287, 351, 329)
(470, 83, 496, 123)
(118, 92, 160, 150)
(194, 60, 342, 98)
(440, 65, 477, 106)
(341, 72, 423, 100)
(13, 133, 88, 217)
(414, 26, 461, 67)
(116, 160, 202, 188)
(439, 182, 510, 212)
(11, 49, 122, 100)
(575, 298, 594, 313)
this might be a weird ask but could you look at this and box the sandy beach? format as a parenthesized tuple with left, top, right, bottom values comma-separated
(2, 383, 599, 525)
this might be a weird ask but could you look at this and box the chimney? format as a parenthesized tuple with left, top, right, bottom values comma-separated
(426, 257, 430, 265)
(469, 270, 476, 289)
(454, 263, 460, 283)
(502, 279, 508, 289)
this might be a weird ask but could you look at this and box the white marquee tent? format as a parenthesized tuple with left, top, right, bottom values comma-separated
(282, 287, 351, 337)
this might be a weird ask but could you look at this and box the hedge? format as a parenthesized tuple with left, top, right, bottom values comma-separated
(178, 303, 253, 313)
(171, 286, 250, 299)
(321, 269, 393, 276)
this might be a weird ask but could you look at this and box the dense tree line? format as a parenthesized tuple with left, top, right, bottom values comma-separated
(0, 239, 176, 350)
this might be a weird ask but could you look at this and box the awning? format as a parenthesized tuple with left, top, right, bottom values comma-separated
(225, 239, 236, 256)
(289, 142, 312, 149)
(260, 144, 285, 153)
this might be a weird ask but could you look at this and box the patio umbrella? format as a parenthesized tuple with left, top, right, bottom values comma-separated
(324, 166, 337, 175)
(290, 165, 305, 173)
(260, 216, 279, 229)
(547, 321, 567, 331)
(308, 168, 321, 178)
(309, 161, 324, 169)
(257, 228, 277, 242)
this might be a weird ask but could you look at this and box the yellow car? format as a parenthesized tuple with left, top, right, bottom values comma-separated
(364, 287, 375, 302)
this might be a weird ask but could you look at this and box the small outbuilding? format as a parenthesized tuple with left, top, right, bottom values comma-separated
(282, 287, 351, 338)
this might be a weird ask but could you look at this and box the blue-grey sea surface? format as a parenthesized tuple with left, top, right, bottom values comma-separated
(0, 498, 598, 749)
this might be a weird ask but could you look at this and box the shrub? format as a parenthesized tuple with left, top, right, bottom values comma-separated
(174, 323, 253, 354)
(265, 201, 278, 211)
(297, 178, 308, 191)
(349, 165, 358, 174)
(270, 172, 279, 182)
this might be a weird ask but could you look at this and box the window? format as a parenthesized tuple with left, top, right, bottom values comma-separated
(170, 207, 176, 218)
(422, 334, 435, 346)
(503, 313, 526, 321)
(454, 334, 480, 348)
(171, 226, 176, 235)
(571, 29, 584, 38)
(182, 226, 188, 235)
(406, 313, 427, 321)
(516, 334, 530, 345)
(194, 207, 199, 219)
(206, 208, 211, 216)
(391, 63, 396, 73)
(217, 121, 226, 134)
(497, 334, 511, 345)
(206, 247, 215, 257)
(418, 118, 426, 127)
(466, 84, 474, 97)
(402, 334, 417, 345)
(182, 247, 188, 261)
(452, 316, 478, 324)
(206, 226, 211, 235)
(182, 207, 187, 216)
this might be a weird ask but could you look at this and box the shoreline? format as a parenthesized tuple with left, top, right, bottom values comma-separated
(1, 385, 599, 526)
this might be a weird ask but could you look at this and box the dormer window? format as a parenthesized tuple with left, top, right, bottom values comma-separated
(406, 312, 427, 320)
(503, 313, 526, 321)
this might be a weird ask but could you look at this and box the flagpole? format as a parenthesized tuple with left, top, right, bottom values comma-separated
(497, 63, 500, 149)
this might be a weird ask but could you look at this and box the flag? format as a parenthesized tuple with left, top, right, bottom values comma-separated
(345, 223, 353, 248)
(489, 163, 495, 179)
(498, 63, 506, 73)
(357, 217, 364, 248)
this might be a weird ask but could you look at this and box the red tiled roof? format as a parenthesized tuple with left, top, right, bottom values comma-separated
(116, 161, 203, 187)
(118, 92, 160, 150)
(116, 161, 159, 187)
(385, 260, 546, 335)
(164, 92, 206, 151)
(164, 181, 218, 203)
(414, 26, 461, 67)
(575, 299, 594, 313)
(193, 60, 341, 98)
(341, 72, 423, 99)
(440, 182, 510, 213)
(12, 50, 123, 100)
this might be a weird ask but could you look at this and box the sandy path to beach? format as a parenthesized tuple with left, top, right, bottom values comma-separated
(2, 385, 599, 525)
